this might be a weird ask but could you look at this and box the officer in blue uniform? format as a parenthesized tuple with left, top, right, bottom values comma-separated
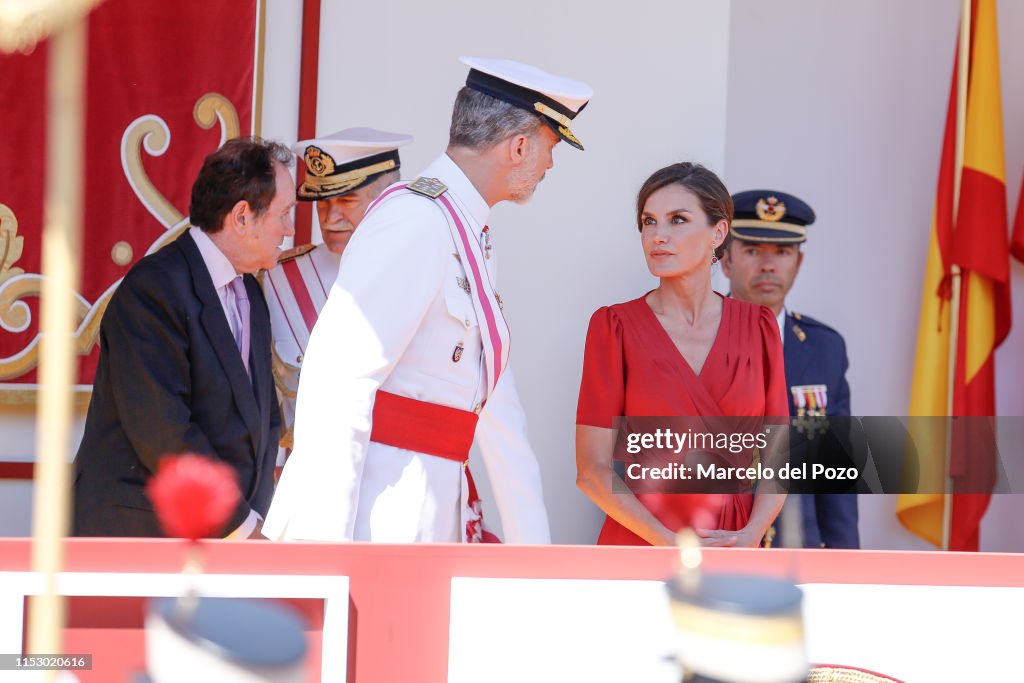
(722, 190, 859, 549)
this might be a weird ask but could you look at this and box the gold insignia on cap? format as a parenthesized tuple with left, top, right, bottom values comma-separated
(728, 223, 807, 242)
(534, 102, 572, 128)
(304, 146, 336, 177)
(558, 125, 582, 148)
(408, 176, 448, 199)
(532, 103, 583, 148)
(755, 196, 787, 222)
(298, 159, 396, 199)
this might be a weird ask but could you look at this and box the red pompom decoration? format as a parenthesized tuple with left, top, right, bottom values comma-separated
(146, 453, 241, 540)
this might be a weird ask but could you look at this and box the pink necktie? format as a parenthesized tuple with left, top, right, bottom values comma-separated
(229, 277, 250, 375)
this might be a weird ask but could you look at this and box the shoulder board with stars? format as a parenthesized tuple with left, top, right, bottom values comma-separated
(407, 176, 448, 199)
(789, 312, 807, 342)
(276, 243, 316, 264)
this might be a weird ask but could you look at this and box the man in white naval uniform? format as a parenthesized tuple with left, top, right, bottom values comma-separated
(264, 57, 592, 543)
(263, 128, 412, 449)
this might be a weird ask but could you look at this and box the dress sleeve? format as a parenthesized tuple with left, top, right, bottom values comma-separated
(832, 335, 852, 416)
(475, 363, 551, 543)
(576, 306, 625, 428)
(759, 305, 789, 421)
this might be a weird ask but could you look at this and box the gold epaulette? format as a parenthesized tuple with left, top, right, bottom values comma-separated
(277, 243, 316, 264)
(407, 176, 448, 199)
(790, 311, 808, 342)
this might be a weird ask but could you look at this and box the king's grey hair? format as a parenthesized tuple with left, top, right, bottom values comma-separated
(448, 87, 544, 150)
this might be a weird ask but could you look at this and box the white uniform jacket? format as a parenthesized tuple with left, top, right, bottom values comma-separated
(263, 244, 341, 450)
(263, 154, 550, 543)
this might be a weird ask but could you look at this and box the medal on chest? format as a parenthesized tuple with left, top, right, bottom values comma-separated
(791, 384, 829, 439)
(791, 384, 828, 417)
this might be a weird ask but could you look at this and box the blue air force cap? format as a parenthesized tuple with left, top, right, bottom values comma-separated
(730, 190, 816, 244)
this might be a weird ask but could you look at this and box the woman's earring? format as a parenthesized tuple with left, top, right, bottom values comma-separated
(710, 248, 719, 266)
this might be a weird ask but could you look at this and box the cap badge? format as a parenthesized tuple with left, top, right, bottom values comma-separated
(304, 146, 336, 177)
(755, 196, 787, 222)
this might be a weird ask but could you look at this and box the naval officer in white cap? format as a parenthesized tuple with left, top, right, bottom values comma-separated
(264, 57, 592, 543)
(263, 127, 412, 450)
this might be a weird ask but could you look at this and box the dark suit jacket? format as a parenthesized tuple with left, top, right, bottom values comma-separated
(73, 229, 280, 537)
(782, 311, 859, 549)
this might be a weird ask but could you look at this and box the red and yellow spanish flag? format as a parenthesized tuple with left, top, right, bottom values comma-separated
(898, 0, 1009, 552)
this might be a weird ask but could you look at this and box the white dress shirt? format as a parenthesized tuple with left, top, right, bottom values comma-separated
(190, 228, 260, 539)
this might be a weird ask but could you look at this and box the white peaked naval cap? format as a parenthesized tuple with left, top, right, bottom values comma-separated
(459, 56, 593, 150)
(293, 127, 413, 201)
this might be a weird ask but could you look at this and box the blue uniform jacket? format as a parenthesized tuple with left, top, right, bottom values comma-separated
(782, 311, 859, 549)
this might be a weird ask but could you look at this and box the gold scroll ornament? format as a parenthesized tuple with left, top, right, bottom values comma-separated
(0, 93, 239, 399)
(0, 203, 24, 285)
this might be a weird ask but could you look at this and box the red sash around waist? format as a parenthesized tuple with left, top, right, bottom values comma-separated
(370, 390, 479, 462)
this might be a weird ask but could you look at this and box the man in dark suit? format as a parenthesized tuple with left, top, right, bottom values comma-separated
(722, 190, 859, 549)
(73, 137, 295, 538)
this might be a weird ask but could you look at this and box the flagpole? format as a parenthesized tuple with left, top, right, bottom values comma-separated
(944, 0, 972, 552)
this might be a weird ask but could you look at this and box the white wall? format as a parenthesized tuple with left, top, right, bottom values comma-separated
(258, 0, 303, 144)
(724, 0, 1024, 551)
(314, 0, 733, 543)
(0, 406, 61, 536)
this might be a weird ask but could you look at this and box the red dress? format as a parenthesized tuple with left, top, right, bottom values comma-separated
(576, 293, 788, 545)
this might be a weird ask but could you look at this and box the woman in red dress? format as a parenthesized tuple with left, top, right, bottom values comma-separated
(576, 163, 788, 547)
